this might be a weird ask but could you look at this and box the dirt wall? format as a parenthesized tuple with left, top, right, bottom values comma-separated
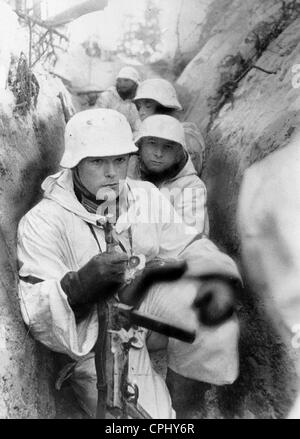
(179, 0, 300, 418)
(0, 70, 68, 418)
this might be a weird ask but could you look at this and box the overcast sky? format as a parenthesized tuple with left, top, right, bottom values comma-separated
(44, 0, 147, 50)
(41, 0, 190, 63)
(46, 0, 85, 16)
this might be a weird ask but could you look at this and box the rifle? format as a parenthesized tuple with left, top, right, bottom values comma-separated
(94, 216, 193, 419)
(94, 216, 236, 418)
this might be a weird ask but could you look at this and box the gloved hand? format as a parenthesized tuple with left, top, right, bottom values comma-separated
(194, 277, 236, 326)
(61, 251, 129, 307)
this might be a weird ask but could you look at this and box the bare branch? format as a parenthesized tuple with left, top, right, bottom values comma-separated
(15, 10, 69, 41)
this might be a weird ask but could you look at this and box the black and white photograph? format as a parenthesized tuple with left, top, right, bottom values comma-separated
(0, 0, 300, 423)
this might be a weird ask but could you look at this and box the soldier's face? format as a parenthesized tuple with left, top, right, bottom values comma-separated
(77, 155, 129, 199)
(139, 137, 183, 174)
(135, 99, 158, 121)
(116, 78, 137, 95)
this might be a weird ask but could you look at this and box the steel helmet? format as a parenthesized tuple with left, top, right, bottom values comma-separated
(133, 78, 182, 111)
(60, 109, 138, 168)
(135, 114, 186, 149)
(117, 66, 140, 84)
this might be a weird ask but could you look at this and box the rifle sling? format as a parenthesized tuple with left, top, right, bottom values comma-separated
(94, 301, 109, 419)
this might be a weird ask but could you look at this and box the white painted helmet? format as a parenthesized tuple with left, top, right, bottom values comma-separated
(135, 114, 186, 149)
(60, 109, 138, 168)
(117, 66, 140, 84)
(133, 78, 182, 110)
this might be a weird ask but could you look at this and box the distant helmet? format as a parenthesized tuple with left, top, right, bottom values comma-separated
(60, 109, 138, 168)
(135, 114, 186, 149)
(133, 78, 182, 111)
(117, 66, 140, 84)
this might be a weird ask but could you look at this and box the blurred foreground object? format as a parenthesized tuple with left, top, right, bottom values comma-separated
(238, 131, 300, 418)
